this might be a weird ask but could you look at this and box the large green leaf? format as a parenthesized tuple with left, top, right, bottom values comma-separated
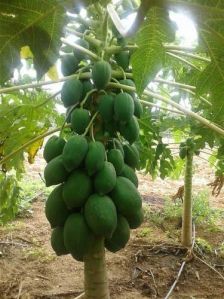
(131, 7, 175, 96)
(0, 0, 67, 84)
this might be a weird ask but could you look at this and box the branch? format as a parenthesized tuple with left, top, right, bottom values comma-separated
(61, 38, 100, 60)
(166, 52, 201, 70)
(65, 27, 102, 48)
(168, 50, 211, 63)
(140, 99, 185, 115)
(108, 82, 224, 136)
(0, 124, 71, 166)
(154, 78, 196, 91)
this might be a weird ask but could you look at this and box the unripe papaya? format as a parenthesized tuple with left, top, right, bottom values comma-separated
(98, 94, 114, 122)
(105, 215, 130, 252)
(45, 185, 70, 228)
(108, 139, 125, 157)
(134, 98, 143, 118)
(110, 177, 142, 217)
(126, 208, 144, 229)
(85, 141, 105, 176)
(92, 61, 111, 90)
(114, 92, 134, 122)
(61, 79, 83, 107)
(74, 39, 89, 61)
(114, 51, 130, 70)
(51, 227, 69, 256)
(94, 161, 116, 195)
(62, 135, 88, 171)
(107, 149, 124, 175)
(43, 136, 66, 163)
(119, 116, 139, 144)
(63, 169, 93, 209)
(71, 108, 90, 134)
(119, 79, 135, 98)
(44, 155, 68, 187)
(121, 164, 138, 187)
(64, 213, 95, 262)
(123, 144, 140, 169)
(61, 54, 79, 76)
(84, 194, 117, 238)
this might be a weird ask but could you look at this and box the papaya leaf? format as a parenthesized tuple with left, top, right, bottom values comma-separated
(131, 7, 176, 96)
(0, 0, 67, 83)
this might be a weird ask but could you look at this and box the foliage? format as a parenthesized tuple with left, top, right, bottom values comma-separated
(131, 7, 176, 95)
(0, 0, 67, 83)
(145, 191, 223, 229)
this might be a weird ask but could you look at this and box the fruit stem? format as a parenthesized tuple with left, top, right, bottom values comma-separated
(59, 103, 79, 137)
(80, 89, 97, 108)
(65, 27, 103, 48)
(82, 112, 99, 137)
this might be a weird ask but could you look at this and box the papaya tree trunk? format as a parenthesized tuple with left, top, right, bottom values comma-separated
(84, 238, 110, 299)
(181, 150, 193, 247)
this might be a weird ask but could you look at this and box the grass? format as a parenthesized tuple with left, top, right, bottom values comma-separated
(144, 190, 224, 231)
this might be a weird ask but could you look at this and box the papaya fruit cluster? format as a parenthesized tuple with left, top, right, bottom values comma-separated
(43, 36, 144, 261)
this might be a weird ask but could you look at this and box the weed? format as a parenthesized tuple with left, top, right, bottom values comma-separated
(23, 247, 55, 262)
(137, 227, 152, 238)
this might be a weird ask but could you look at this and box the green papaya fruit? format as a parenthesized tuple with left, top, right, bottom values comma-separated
(114, 92, 134, 122)
(44, 155, 68, 187)
(126, 208, 144, 229)
(134, 98, 143, 118)
(107, 149, 124, 175)
(119, 79, 135, 98)
(63, 169, 93, 209)
(98, 94, 114, 122)
(51, 227, 69, 256)
(61, 79, 83, 107)
(74, 39, 89, 61)
(61, 54, 79, 76)
(94, 161, 117, 195)
(62, 135, 88, 171)
(123, 144, 140, 169)
(43, 135, 66, 163)
(85, 141, 105, 176)
(110, 176, 142, 218)
(64, 213, 94, 261)
(71, 108, 90, 134)
(114, 51, 130, 70)
(105, 215, 130, 252)
(92, 61, 111, 90)
(119, 116, 139, 144)
(121, 164, 138, 187)
(84, 194, 117, 238)
(45, 185, 70, 228)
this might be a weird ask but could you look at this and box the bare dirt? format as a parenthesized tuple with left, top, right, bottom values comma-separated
(0, 156, 224, 299)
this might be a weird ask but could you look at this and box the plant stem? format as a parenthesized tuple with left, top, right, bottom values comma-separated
(1, 75, 224, 136)
(182, 150, 193, 247)
(0, 124, 70, 166)
(140, 100, 184, 115)
(154, 78, 196, 90)
(84, 238, 110, 299)
(65, 27, 102, 48)
(166, 52, 201, 71)
(168, 50, 210, 63)
(109, 82, 224, 136)
(61, 38, 100, 60)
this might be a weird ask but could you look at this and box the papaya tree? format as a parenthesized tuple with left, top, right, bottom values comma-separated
(1, 0, 224, 298)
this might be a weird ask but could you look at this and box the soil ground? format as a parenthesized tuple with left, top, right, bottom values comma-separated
(0, 156, 224, 299)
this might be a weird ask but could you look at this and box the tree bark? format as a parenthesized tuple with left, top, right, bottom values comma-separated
(84, 238, 110, 299)
(182, 150, 193, 247)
